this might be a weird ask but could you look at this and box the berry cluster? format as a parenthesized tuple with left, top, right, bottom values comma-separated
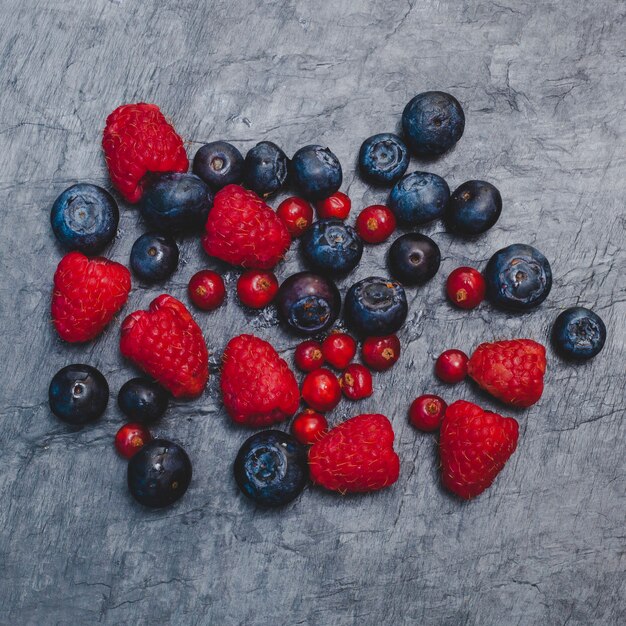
(47, 95, 607, 508)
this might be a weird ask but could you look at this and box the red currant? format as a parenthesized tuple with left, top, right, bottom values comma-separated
(301, 368, 341, 412)
(115, 422, 152, 459)
(340, 364, 373, 400)
(291, 409, 328, 445)
(361, 335, 401, 371)
(276, 196, 313, 237)
(321, 332, 357, 370)
(355, 205, 396, 244)
(409, 394, 447, 432)
(237, 270, 278, 309)
(316, 191, 351, 220)
(188, 270, 226, 311)
(446, 267, 486, 309)
(294, 340, 325, 372)
(435, 349, 468, 384)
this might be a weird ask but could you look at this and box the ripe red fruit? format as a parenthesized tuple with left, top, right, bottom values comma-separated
(115, 423, 152, 459)
(308, 413, 400, 493)
(102, 103, 188, 203)
(446, 267, 486, 309)
(340, 364, 373, 400)
(321, 332, 357, 370)
(409, 394, 447, 432)
(277, 197, 313, 237)
(361, 335, 401, 371)
(435, 349, 468, 384)
(440, 400, 519, 499)
(188, 270, 226, 311)
(294, 340, 325, 372)
(355, 205, 396, 244)
(301, 368, 341, 412)
(291, 410, 328, 445)
(468, 339, 546, 407)
(316, 191, 351, 219)
(51, 252, 131, 343)
(237, 270, 278, 309)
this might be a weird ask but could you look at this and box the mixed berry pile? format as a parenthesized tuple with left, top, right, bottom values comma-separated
(47, 94, 607, 508)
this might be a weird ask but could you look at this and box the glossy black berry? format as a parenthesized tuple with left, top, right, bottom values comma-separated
(388, 172, 450, 226)
(301, 219, 363, 275)
(244, 141, 288, 197)
(552, 307, 606, 360)
(234, 430, 308, 507)
(446, 180, 502, 235)
(193, 141, 244, 190)
(290, 145, 342, 201)
(118, 378, 169, 424)
(48, 364, 109, 425)
(130, 232, 179, 282)
(359, 133, 409, 185)
(388, 233, 441, 286)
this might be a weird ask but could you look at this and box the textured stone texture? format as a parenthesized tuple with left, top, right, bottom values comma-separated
(0, 1, 624, 624)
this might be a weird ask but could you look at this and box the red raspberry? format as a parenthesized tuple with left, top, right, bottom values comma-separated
(221, 334, 300, 427)
(409, 394, 447, 432)
(51, 252, 131, 343)
(291, 410, 328, 445)
(115, 423, 152, 459)
(294, 340, 325, 372)
(102, 103, 188, 203)
(468, 339, 546, 407)
(355, 205, 396, 243)
(321, 332, 356, 370)
(316, 191, 351, 219)
(440, 400, 519, 499)
(435, 349, 468, 384)
(301, 368, 341, 412)
(237, 270, 278, 309)
(340, 364, 373, 400)
(203, 185, 290, 269)
(277, 197, 313, 237)
(446, 267, 486, 309)
(120, 295, 209, 398)
(308, 413, 400, 493)
(188, 270, 226, 311)
(361, 335, 401, 371)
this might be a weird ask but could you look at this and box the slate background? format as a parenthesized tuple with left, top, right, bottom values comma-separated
(0, 0, 624, 624)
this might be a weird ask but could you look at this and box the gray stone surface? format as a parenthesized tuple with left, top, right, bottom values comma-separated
(0, 0, 624, 624)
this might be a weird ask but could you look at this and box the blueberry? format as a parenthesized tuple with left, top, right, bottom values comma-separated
(402, 91, 465, 157)
(140, 173, 213, 232)
(192, 141, 244, 190)
(244, 141, 288, 197)
(301, 219, 363, 275)
(48, 364, 109, 425)
(118, 378, 169, 424)
(291, 145, 342, 201)
(484, 243, 552, 310)
(127, 439, 192, 508)
(388, 172, 450, 226)
(552, 307, 606, 360)
(359, 133, 409, 185)
(130, 232, 179, 282)
(388, 233, 441, 286)
(276, 271, 341, 335)
(446, 180, 502, 235)
(234, 430, 308, 507)
(344, 277, 408, 336)
(50, 183, 119, 254)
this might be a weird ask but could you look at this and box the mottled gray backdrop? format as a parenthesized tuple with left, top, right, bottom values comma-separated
(0, 0, 624, 624)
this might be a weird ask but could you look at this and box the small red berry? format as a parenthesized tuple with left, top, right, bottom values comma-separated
(276, 196, 313, 237)
(355, 205, 396, 244)
(115, 422, 152, 459)
(291, 409, 328, 445)
(435, 349, 469, 384)
(302, 368, 341, 412)
(361, 335, 401, 371)
(340, 364, 373, 400)
(409, 394, 447, 432)
(294, 340, 325, 372)
(446, 267, 486, 309)
(321, 332, 357, 370)
(236, 270, 279, 309)
(188, 270, 226, 311)
(316, 191, 351, 220)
